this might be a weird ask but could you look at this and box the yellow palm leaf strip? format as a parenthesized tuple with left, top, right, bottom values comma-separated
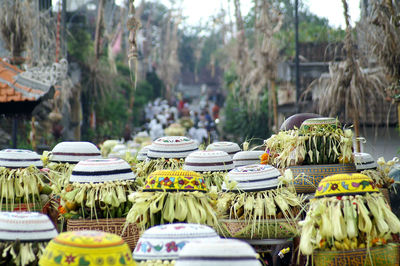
(162, 193, 176, 223)
(331, 198, 347, 241)
(186, 194, 201, 224)
(365, 193, 388, 236)
(319, 198, 333, 239)
(376, 194, 400, 233)
(174, 192, 188, 221)
(299, 214, 316, 255)
(193, 192, 208, 224)
(354, 195, 372, 234)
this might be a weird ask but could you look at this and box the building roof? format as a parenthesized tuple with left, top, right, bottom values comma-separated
(0, 59, 51, 103)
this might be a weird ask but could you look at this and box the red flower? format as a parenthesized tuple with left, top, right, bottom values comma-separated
(65, 255, 76, 264)
(150, 179, 156, 184)
(166, 241, 178, 252)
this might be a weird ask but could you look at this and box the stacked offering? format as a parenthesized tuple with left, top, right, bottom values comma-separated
(265, 117, 356, 193)
(299, 173, 400, 265)
(183, 150, 234, 189)
(233, 151, 264, 167)
(206, 141, 241, 159)
(355, 154, 396, 191)
(0, 149, 50, 212)
(133, 223, 219, 265)
(217, 164, 303, 239)
(124, 170, 219, 231)
(45, 141, 101, 190)
(60, 158, 138, 249)
(40, 230, 135, 266)
(0, 212, 58, 266)
(134, 136, 199, 186)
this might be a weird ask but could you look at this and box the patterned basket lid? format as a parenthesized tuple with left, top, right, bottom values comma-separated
(233, 151, 264, 167)
(133, 223, 219, 261)
(39, 231, 135, 266)
(176, 239, 260, 266)
(137, 145, 151, 161)
(183, 150, 234, 172)
(50, 141, 101, 163)
(300, 117, 340, 132)
(147, 136, 199, 159)
(354, 152, 378, 171)
(222, 164, 281, 192)
(315, 173, 379, 198)
(143, 170, 207, 192)
(0, 149, 43, 169)
(70, 158, 136, 183)
(206, 142, 241, 158)
(0, 212, 57, 241)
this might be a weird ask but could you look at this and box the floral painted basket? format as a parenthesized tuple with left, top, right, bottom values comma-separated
(219, 219, 298, 239)
(313, 243, 399, 266)
(67, 218, 141, 251)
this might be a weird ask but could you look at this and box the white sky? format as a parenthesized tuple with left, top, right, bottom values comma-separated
(150, 0, 360, 29)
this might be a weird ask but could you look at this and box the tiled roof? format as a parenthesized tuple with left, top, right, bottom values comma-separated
(0, 59, 50, 103)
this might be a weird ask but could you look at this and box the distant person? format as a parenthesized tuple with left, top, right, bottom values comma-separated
(212, 103, 220, 120)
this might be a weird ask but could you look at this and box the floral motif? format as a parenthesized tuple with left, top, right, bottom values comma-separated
(166, 241, 178, 252)
(65, 254, 76, 264)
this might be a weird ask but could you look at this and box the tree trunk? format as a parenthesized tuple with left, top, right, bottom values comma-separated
(271, 80, 279, 131)
(94, 0, 105, 61)
(353, 112, 361, 152)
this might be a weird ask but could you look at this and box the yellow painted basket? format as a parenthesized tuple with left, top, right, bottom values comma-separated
(39, 230, 136, 266)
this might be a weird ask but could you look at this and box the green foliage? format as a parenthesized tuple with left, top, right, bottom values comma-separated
(67, 26, 93, 63)
(221, 70, 270, 144)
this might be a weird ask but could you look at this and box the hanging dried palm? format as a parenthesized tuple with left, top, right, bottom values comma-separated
(304, 0, 387, 152)
(366, 0, 400, 125)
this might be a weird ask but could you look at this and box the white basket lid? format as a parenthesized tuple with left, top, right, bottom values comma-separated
(134, 223, 219, 261)
(50, 141, 101, 163)
(206, 142, 241, 158)
(223, 164, 281, 192)
(70, 158, 136, 183)
(353, 152, 378, 170)
(147, 136, 199, 159)
(176, 239, 260, 266)
(233, 151, 264, 167)
(183, 150, 234, 172)
(137, 145, 151, 161)
(0, 149, 43, 169)
(0, 212, 58, 241)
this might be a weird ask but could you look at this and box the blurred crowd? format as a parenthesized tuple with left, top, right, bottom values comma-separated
(140, 97, 220, 144)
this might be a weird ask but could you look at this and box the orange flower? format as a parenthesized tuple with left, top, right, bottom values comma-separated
(58, 205, 67, 214)
(260, 152, 269, 164)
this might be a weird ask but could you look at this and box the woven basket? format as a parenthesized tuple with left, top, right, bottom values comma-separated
(313, 243, 399, 266)
(67, 218, 141, 251)
(219, 219, 298, 239)
(1, 202, 42, 212)
(289, 164, 357, 193)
